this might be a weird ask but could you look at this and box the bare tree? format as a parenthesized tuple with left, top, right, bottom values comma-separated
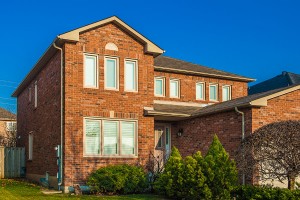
(0, 120, 17, 147)
(236, 120, 300, 190)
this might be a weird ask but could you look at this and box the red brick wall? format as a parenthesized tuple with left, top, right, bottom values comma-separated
(17, 52, 61, 176)
(63, 23, 155, 186)
(251, 89, 300, 132)
(154, 71, 248, 103)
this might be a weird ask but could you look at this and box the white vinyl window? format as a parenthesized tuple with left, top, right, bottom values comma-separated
(6, 122, 16, 132)
(196, 82, 205, 100)
(34, 81, 38, 108)
(125, 60, 138, 92)
(209, 84, 218, 101)
(84, 54, 98, 88)
(28, 88, 32, 102)
(170, 79, 180, 98)
(154, 77, 165, 97)
(105, 57, 118, 90)
(84, 118, 137, 157)
(28, 134, 33, 160)
(222, 85, 231, 101)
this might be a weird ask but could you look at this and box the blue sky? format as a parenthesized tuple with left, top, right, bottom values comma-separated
(1, 0, 299, 113)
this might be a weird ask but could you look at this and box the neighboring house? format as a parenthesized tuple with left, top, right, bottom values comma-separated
(248, 71, 300, 95)
(12, 16, 300, 191)
(0, 107, 16, 146)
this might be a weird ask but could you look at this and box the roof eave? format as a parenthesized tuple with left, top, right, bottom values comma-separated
(154, 66, 255, 82)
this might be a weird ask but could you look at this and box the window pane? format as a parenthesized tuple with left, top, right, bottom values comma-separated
(125, 61, 136, 91)
(84, 55, 97, 87)
(85, 120, 100, 155)
(29, 134, 33, 160)
(155, 79, 163, 95)
(210, 85, 217, 100)
(223, 86, 230, 101)
(103, 121, 118, 155)
(196, 83, 204, 100)
(121, 122, 135, 155)
(170, 80, 178, 97)
(106, 59, 117, 88)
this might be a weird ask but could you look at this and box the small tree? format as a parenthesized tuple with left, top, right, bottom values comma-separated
(204, 134, 238, 199)
(0, 121, 17, 147)
(236, 120, 300, 190)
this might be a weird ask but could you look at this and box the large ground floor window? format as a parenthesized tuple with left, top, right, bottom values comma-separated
(84, 118, 137, 157)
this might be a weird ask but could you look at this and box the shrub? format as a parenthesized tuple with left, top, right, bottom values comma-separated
(154, 147, 212, 199)
(203, 134, 238, 200)
(87, 164, 148, 194)
(232, 185, 300, 200)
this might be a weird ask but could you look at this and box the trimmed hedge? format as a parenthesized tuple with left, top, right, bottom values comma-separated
(232, 185, 300, 200)
(87, 164, 148, 195)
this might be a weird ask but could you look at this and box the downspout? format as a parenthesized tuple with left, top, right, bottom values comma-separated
(53, 41, 64, 191)
(235, 107, 245, 185)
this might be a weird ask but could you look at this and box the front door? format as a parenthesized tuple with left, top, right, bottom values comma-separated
(154, 124, 171, 166)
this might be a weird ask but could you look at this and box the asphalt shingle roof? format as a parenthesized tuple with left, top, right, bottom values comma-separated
(154, 56, 254, 82)
(248, 71, 300, 95)
(0, 107, 16, 120)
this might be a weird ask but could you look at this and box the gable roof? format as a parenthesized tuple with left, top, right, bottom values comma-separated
(0, 107, 16, 120)
(248, 71, 300, 95)
(192, 84, 300, 117)
(154, 56, 255, 82)
(12, 16, 164, 97)
(58, 16, 164, 55)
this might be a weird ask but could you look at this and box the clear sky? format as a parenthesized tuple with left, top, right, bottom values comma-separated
(1, 0, 299, 113)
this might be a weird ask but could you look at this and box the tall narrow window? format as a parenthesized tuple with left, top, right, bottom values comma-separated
(84, 120, 101, 155)
(34, 81, 38, 108)
(105, 57, 118, 90)
(209, 84, 218, 101)
(222, 85, 231, 101)
(125, 60, 138, 92)
(103, 121, 118, 155)
(196, 82, 205, 100)
(84, 54, 98, 88)
(154, 77, 165, 97)
(28, 134, 33, 160)
(28, 88, 32, 102)
(121, 121, 135, 155)
(170, 79, 180, 98)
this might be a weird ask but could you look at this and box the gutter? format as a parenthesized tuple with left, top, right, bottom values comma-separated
(53, 41, 64, 191)
(234, 107, 245, 185)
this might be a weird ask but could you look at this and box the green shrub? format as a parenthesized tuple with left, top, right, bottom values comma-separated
(203, 135, 238, 200)
(232, 185, 300, 200)
(154, 147, 212, 199)
(87, 164, 148, 194)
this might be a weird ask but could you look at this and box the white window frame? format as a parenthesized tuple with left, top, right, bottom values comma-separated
(222, 85, 232, 101)
(83, 53, 98, 89)
(6, 122, 16, 132)
(28, 87, 32, 102)
(124, 59, 138, 92)
(104, 56, 119, 90)
(83, 117, 138, 158)
(34, 81, 38, 108)
(196, 82, 205, 100)
(209, 83, 218, 102)
(28, 133, 33, 160)
(154, 77, 165, 97)
(169, 79, 180, 98)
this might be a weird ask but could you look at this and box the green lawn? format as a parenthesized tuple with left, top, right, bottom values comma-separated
(0, 179, 164, 200)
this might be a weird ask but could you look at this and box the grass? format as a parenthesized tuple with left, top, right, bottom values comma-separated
(0, 179, 164, 200)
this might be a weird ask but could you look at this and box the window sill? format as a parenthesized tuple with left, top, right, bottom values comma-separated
(83, 155, 138, 158)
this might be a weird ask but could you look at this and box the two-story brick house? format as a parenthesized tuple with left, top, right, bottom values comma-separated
(13, 16, 300, 190)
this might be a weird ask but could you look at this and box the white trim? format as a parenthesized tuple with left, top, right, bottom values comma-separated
(124, 59, 138, 92)
(222, 85, 232, 102)
(83, 117, 138, 158)
(196, 82, 205, 100)
(28, 133, 33, 160)
(169, 78, 180, 98)
(209, 83, 218, 102)
(154, 77, 165, 97)
(83, 53, 99, 89)
(104, 56, 119, 91)
(34, 81, 37, 108)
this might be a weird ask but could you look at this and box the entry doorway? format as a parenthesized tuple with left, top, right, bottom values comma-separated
(154, 123, 171, 165)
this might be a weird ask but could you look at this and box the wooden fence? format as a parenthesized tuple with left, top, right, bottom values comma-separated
(0, 147, 25, 178)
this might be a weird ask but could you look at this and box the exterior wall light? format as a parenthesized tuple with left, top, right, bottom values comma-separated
(177, 128, 183, 137)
